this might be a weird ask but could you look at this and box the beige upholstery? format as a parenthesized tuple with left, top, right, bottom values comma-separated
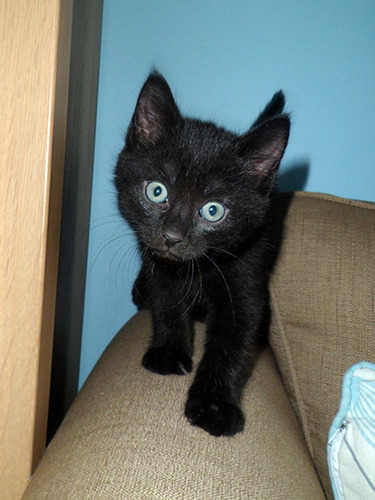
(269, 192, 375, 498)
(23, 192, 375, 499)
(24, 312, 324, 499)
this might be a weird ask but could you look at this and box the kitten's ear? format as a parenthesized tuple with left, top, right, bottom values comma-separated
(239, 116, 290, 191)
(126, 71, 180, 150)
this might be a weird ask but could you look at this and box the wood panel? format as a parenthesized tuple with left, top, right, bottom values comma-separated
(0, 1, 72, 498)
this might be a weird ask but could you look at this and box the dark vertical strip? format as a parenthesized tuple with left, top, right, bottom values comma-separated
(48, 0, 104, 441)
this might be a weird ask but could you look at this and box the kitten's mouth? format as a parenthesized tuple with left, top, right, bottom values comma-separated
(146, 239, 197, 262)
(161, 248, 184, 261)
(152, 245, 187, 262)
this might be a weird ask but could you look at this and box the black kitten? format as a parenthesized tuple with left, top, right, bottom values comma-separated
(115, 71, 290, 436)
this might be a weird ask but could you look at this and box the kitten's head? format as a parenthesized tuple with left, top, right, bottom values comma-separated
(115, 71, 290, 262)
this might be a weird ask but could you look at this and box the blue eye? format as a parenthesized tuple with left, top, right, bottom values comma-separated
(145, 181, 168, 203)
(199, 202, 225, 222)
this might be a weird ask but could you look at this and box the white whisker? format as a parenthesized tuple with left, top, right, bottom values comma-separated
(208, 246, 241, 261)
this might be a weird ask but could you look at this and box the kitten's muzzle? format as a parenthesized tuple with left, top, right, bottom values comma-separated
(159, 231, 189, 260)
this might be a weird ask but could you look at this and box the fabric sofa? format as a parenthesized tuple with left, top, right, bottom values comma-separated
(23, 191, 375, 499)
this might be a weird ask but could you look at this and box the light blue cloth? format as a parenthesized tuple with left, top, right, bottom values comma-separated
(327, 362, 375, 499)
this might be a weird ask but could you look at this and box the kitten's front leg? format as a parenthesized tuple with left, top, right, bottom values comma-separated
(185, 297, 263, 436)
(132, 264, 150, 309)
(142, 303, 194, 376)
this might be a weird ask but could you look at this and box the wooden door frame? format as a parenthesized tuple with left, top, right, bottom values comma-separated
(1, 1, 71, 497)
(1, 0, 103, 497)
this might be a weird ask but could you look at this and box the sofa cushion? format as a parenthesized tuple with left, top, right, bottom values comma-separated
(24, 311, 324, 499)
(269, 191, 375, 499)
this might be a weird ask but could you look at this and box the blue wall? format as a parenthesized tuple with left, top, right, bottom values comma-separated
(79, 0, 375, 387)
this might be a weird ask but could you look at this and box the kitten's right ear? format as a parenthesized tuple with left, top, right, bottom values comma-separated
(251, 90, 285, 129)
(125, 71, 180, 150)
(238, 115, 290, 192)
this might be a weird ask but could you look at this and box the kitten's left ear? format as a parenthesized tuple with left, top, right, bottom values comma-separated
(239, 116, 290, 191)
(126, 71, 180, 150)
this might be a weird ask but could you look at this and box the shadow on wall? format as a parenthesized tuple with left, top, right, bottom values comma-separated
(277, 160, 310, 193)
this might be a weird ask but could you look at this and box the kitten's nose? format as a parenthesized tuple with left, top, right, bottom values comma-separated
(162, 230, 183, 247)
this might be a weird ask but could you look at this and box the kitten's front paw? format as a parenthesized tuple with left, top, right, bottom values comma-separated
(185, 399, 244, 437)
(142, 346, 192, 375)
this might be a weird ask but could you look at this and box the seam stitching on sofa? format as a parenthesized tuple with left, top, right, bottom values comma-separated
(269, 284, 315, 460)
(280, 191, 375, 211)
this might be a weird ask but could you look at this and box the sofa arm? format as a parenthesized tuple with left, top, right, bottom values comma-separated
(24, 312, 324, 499)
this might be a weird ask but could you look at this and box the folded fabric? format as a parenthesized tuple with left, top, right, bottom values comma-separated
(328, 362, 375, 499)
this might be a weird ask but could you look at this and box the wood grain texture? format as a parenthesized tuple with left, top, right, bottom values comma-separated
(0, 1, 72, 498)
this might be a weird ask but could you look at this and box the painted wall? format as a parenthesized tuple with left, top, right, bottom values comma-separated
(80, 0, 375, 386)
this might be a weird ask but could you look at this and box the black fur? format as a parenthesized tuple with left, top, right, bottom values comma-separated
(115, 71, 290, 436)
